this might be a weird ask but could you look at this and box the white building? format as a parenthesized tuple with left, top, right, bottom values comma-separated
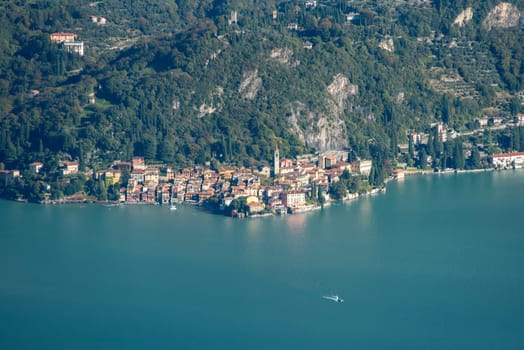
(61, 161, 79, 175)
(63, 41, 84, 56)
(351, 159, 372, 176)
(492, 152, 524, 169)
(516, 114, 524, 126)
(281, 191, 306, 208)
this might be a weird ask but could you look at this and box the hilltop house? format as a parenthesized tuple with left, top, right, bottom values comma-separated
(50, 32, 84, 56)
(50, 32, 77, 43)
(29, 162, 43, 174)
(61, 161, 79, 176)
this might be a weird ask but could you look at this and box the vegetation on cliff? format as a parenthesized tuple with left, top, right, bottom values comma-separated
(0, 0, 523, 175)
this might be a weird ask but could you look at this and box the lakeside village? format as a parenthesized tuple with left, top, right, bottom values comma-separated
(0, 146, 379, 217)
(2, 114, 524, 217)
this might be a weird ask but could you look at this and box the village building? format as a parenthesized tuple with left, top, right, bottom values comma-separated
(346, 12, 360, 22)
(337, 161, 353, 172)
(248, 201, 265, 214)
(475, 117, 489, 127)
(246, 195, 260, 204)
(303, 41, 313, 50)
(113, 161, 132, 172)
(490, 116, 504, 126)
(61, 161, 79, 176)
(50, 33, 84, 56)
(491, 152, 524, 169)
(435, 123, 447, 142)
(140, 185, 156, 203)
(0, 170, 20, 186)
(165, 167, 175, 181)
(218, 166, 236, 179)
(91, 16, 107, 25)
(254, 165, 271, 178)
(323, 154, 337, 169)
(198, 189, 215, 203)
(264, 186, 283, 200)
(305, 1, 317, 9)
(144, 167, 160, 185)
(516, 113, 524, 126)
(351, 159, 372, 176)
(130, 169, 145, 183)
(50, 32, 77, 43)
(281, 191, 306, 208)
(63, 41, 84, 56)
(392, 169, 405, 180)
(96, 169, 122, 185)
(156, 184, 172, 204)
(29, 162, 43, 174)
(132, 157, 146, 170)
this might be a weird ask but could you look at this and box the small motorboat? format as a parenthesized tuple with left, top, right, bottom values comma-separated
(323, 295, 344, 303)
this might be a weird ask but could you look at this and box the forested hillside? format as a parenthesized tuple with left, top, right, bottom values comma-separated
(0, 0, 523, 171)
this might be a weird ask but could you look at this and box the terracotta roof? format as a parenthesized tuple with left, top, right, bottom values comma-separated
(492, 152, 524, 158)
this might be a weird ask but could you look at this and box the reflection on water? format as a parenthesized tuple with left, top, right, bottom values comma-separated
(355, 198, 373, 232)
(284, 213, 307, 234)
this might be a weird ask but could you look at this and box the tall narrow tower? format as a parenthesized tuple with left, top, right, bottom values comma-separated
(274, 145, 280, 178)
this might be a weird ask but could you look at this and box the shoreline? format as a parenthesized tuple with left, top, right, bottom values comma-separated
(404, 167, 495, 177)
(1, 166, 518, 217)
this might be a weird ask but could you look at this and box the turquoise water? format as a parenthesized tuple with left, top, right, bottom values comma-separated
(1, 170, 524, 349)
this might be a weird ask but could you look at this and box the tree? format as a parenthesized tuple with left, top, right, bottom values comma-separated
(418, 148, 428, 169)
(107, 184, 120, 201)
(408, 136, 415, 160)
(329, 180, 347, 200)
(226, 197, 248, 216)
(452, 140, 465, 169)
(318, 186, 326, 206)
(369, 160, 385, 187)
(96, 179, 108, 200)
(142, 135, 158, 161)
(467, 147, 481, 169)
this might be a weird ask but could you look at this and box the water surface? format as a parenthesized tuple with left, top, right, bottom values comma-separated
(1, 170, 523, 349)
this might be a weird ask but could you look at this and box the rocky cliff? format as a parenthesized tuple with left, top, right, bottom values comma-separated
(288, 74, 358, 151)
(238, 70, 262, 100)
(453, 7, 474, 27)
(482, 2, 521, 31)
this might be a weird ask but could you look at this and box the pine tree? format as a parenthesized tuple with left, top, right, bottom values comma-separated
(467, 147, 481, 169)
(452, 140, 465, 169)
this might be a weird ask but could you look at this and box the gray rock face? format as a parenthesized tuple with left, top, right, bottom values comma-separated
(288, 74, 358, 151)
(269, 48, 295, 66)
(453, 7, 474, 27)
(239, 70, 262, 100)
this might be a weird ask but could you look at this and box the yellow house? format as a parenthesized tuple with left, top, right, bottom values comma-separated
(246, 195, 259, 204)
(96, 169, 122, 185)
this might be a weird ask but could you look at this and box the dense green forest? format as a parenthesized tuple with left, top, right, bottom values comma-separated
(0, 0, 523, 174)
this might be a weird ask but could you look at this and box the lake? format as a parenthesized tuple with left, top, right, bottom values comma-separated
(1, 170, 523, 349)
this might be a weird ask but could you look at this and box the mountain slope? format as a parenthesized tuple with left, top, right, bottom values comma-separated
(0, 0, 522, 170)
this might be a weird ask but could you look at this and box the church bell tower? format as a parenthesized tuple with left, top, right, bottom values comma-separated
(274, 145, 280, 178)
